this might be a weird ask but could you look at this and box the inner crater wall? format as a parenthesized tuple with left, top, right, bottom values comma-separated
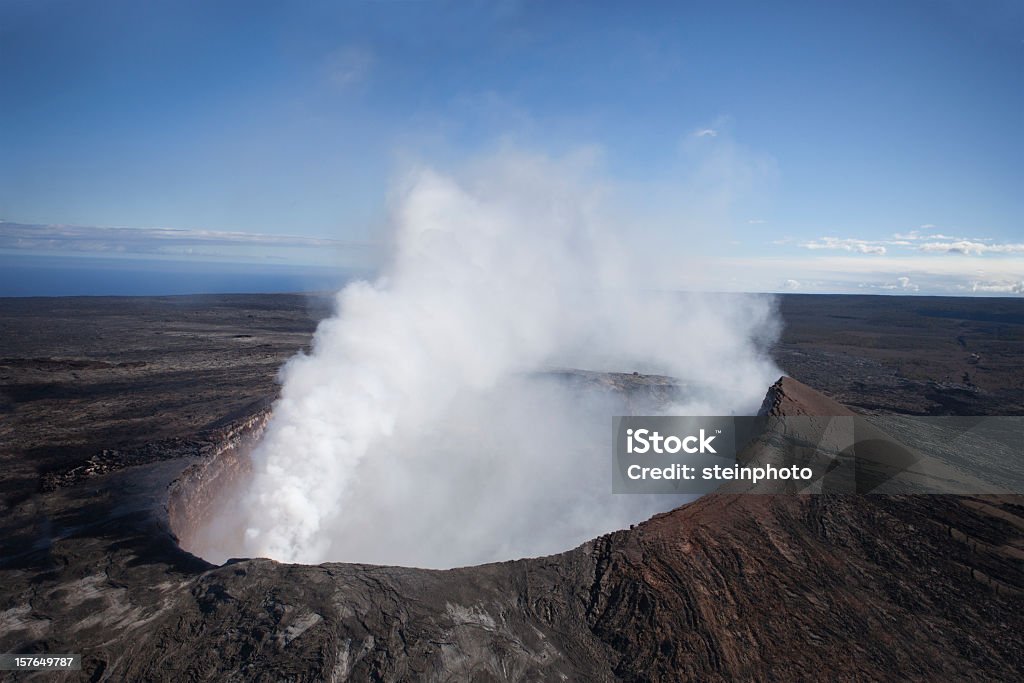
(166, 409, 270, 557)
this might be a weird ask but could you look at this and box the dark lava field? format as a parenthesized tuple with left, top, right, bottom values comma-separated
(0, 293, 1022, 681)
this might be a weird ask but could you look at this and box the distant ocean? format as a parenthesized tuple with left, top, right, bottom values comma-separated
(0, 254, 364, 297)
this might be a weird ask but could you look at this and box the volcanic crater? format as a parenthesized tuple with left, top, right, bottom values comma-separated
(2, 294, 1023, 681)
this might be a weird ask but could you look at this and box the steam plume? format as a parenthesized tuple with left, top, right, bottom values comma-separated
(215, 150, 779, 567)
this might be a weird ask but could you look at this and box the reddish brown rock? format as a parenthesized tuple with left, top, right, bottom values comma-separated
(758, 375, 857, 417)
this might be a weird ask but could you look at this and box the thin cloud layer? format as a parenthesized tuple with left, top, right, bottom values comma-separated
(796, 228, 1024, 261)
(800, 237, 887, 255)
(918, 240, 1024, 255)
(972, 280, 1024, 294)
(0, 221, 378, 262)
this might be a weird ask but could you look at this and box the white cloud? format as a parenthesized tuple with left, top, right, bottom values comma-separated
(693, 128, 718, 138)
(861, 276, 920, 292)
(892, 230, 921, 240)
(919, 240, 1024, 255)
(783, 279, 800, 290)
(896, 276, 919, 291)
(793, 231, 1022, 259)
(747, 219, 766, 224)
(892, 228, 991, 243)
(971, 280, 1024, 294)
(716, 253, 1024, 296)
(800, 237, 887, 255)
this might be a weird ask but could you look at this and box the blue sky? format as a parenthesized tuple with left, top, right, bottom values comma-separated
(1, 0, 1022, 295)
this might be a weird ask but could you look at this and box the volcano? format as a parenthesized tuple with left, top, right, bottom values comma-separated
(2, 372, 1021, 681)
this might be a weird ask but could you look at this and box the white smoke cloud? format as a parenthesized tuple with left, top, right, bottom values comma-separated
(204, 150, 781, 568)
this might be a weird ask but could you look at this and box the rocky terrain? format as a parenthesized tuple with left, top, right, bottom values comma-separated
(772, 294, 1024, 415)
(1, 293, 1022, 681)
